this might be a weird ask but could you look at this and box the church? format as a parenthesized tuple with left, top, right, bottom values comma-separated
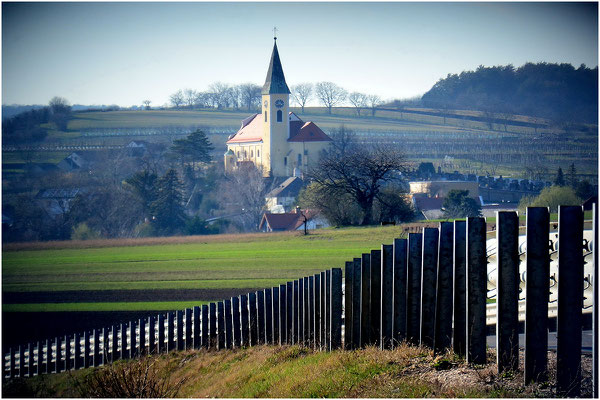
(224, 38, 332, 178)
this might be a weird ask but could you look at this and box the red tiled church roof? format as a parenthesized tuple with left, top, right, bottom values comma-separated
(288, 121, 332, 142)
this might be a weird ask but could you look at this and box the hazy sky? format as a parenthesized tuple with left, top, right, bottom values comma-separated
(2, 2, 598, 107)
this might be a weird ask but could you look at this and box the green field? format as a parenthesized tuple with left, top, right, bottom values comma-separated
(3, 225, 409, 312)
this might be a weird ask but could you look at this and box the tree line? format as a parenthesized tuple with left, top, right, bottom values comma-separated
(421, 62, 598, 124)
(3, 96, 72, 144)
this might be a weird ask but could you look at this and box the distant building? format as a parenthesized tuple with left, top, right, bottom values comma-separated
(259, 208, 328, 232)
(35, 188, 83, 218)
(265, 176, 304, 213)
(57, 152, 88, 171)
(409, 180, 479, 199)
(225, 38, 332, 177)
(126, 140, 149, 157)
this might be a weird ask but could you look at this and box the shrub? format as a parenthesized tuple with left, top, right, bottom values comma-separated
(71, 223, 101, 241)
(519, 186, 581, 213)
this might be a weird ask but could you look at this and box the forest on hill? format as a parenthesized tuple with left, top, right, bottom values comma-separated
(421, 62, 598, 124)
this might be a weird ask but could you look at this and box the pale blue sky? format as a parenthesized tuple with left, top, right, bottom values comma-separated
(2, 2, 598, 107)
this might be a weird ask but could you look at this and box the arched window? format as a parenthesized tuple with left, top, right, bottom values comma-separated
(277, 110, 282, 122)
(264, 111, 267, 122)
(297, 153, 302, 166)
(284, 157, 287, 166)
(237, 151, 240, 157)
(250, 150, 254, 157)
(257, 150, 260, 157)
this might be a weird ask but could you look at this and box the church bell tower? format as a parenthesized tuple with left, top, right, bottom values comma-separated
(261, 33, 290, 177)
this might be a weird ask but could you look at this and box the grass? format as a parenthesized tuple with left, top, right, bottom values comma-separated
(5, 345, 572, 398)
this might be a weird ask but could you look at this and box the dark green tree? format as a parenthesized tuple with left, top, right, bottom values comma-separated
(150, 169, 187, 235)
(170, 130, 213, 167)
(566, 163, 577, 188)
(575, 180, 595, 200)
(442, 190, 482, 219)
(554, 167, 565, 187)
(417, 162, 436, 177)
(124, 169, 158, 218)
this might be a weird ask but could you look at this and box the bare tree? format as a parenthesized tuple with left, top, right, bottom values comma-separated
(326, 125, 357, 157)
(367, 94, 382, 116)
(228, 85, 241, 110)
(308, 144, 408, 225)
(239, 83, 261, 112)
(193, 92, 209, 108)
(169, 90, 184, 108)
(348, 92, 367, 116)
(142, 100, 151, 110)
(184, 89, 197, 109)
(315, 82, 347, 114)
(208, 82, 230, 109)
(291, 83, 313, 113)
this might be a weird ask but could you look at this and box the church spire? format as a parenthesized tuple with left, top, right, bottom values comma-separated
(262, 36, 291, 95)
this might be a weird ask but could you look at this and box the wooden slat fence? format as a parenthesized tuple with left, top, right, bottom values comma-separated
(3, 206, 596, 396)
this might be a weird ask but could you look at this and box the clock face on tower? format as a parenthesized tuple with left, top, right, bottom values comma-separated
(275, 99, 284, 108)
(263, 100, 268, 107)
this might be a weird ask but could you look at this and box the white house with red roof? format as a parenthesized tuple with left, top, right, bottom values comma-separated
(225, 38, 332, 177)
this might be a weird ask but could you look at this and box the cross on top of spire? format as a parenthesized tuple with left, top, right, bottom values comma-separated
(273, 26, 278, 40)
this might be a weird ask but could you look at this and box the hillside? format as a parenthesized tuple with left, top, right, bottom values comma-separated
(4, 344, 594, 398)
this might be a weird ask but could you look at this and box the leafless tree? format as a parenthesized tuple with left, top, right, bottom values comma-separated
(308, 143, 408, 225)
(49, 96, 70, 114)
(142, 100, 151, 110)
(208, 82, 230, 109)
(325, 125, 357, 157)
(367, 94, 382, 116)
(291, 83, 313, 113)
(169, 90, 184, 108)
(193, 92, 209, 108)
(184, 89, 197, 109)
(228, 85, 241, 110)
(348, 92, 367, 116)
(315, 82, 347, 114)
(239, 83, 261, 111)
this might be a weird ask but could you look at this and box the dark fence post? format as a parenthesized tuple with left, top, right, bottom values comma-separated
(271, 287, 279, 344)
(265, 289, 273, 344)
(453, 220, 467, 357)
(496, 211, 520, 373)
(240, 295, 249, 347)
(352, 258, 362, 349)
(381, 244, 394, 349)
(249, 293, 258, 346)
(345, 261, 354, 349)
(64, 335, 71, 371)
(360, 253, 371, 347)
(193, 306, 201, 350)
(167, 313, 175, 352)
(593, 202, 598, 399)
(331, 268, 343, 350)
(185, 308, 192, 350)
(84, 330, 91, 367)
(129, 322, 137, 359)
(434, 222, 454, 354)
(407, 233, 423, 345)
(304, 277, 310, 345)
(75, 332, 82, 368)
(325, 270, 331, 349)
(293, 280, 299, 344)
(122, 323, 129, 359)
(8, 347, 15, 378)
(286, 281, 293, 344)
(94, 328, 102, 366)
(217, 301, 225, 350)
(37, 341, 43, 375)
(209, 303, 217, 349)
(466, 217, 487, 364)
(148, 316, 156, 355)
(28, 342, 34, 376)
(225, 299, 233, 349)
(556, 205, 584, 396)
(393, 239, 408, 346)
(420, 227, 439, 348)
(370, 250, 382, 347)
(524, 207, 550, 384)
(53, 337, 59, 373)
(19, 344, 26, 376)
(298, 278, 304, 344)
(313, 274, 321, 349)
(320, 272, 326, 348)
(201, 305, 209, 348)
(158, 314, 166, 353)
(232, 297, 241, 348)
(257, 291, 265, 345)
(279, 284, 287, 345)
(103, 327, 110, 364)
(112, 324, 119, 361)
(44, 339, 51, 374)
(308, 277, 314, 346)
(138, 319, 145, 357)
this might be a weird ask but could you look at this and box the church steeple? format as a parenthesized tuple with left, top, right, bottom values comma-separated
(262, 38, 291, 95)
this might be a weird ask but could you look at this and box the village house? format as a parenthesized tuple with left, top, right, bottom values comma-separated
(264, 176, 304, 213)
(225, 38, 332, 178)
(259, 207, 328, 232)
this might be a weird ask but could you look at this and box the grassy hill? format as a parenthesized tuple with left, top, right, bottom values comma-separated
(4, 344, 593, 398)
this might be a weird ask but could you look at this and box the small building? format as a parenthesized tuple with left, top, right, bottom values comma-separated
(35, 188, 83, 218)
(57, 152, 88, 172)
(126, 140, 149, 157)
(265, 176, 304, 213)
(412, 197, 445, 220)
(259, 208, 327, 232)
(409, 180, 479, 200)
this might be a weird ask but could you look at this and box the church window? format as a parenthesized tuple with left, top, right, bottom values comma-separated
(257, 150, 260, 157)
(251, 150, 254, 157)
(298, 153, 302, 166)
(277, 110, 282, 122)
(264, 111, 267, 122)
(237, 151, 240, 157)
(284, 157, 287, 166)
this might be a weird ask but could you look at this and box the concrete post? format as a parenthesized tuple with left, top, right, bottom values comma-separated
(345, 261, 354, 349)
(225, 299, 233, 349)
(122, 323, 130, 359)
(158, 314, 166, 353)
(556, 206, 584, 396)
(496, 211, 520, 373)
(298, 278, 304, 344)
(257, 291, 265, 345)
(370, 249, 382, 346)
(313, 274, 321, 349)
(265, 289, 273, 344)
(278, 284, 287, 345)
(9, 347, 15, 378)
(286, 281, 293, 344)
(37, 341, 43, 375)
(19, 345, 27, 376)
(75, 332, 82, 368)
(112, 324, 119, 361)
(193, 306, 201, 349)
(331, 268, 343, 350)
(320, 272, 326, 348)
(64, 335, 71, 371)
(325, 270, 331, 349)
(524, 207, 550, 384)
(434, 222, 454, 354)
(44, 339, 51, 374)
(185, 308, 193, 350)
(420, 227, 439, 348)
(167, 313, 175, 352)
(466, 217, 487, 364)
(304, 276, 310, 344)
(293, 280, 299, 344)
(240, 295, 249, 347)
(209, 303, 217, 349)
(381, 244, 394, 349)
(103, 327, 110, 364)
(308, 276, 314, 346)
(249, 293, 258, 346)
(272, 287, 279, 345)
(84, 330, 91, 367)
(94, 328, 102, 366)
(28, 342, 34, 377)
(201, 305, 209, 348)
(352, 258, 362, 348)
(148, 316, 156, 354)
(232, 297, 241, 348)
(393, 239, 408, 346)
(453, 221, 467, 357)
(129, 321, 137, 359)
(53, 337, 59, 373)
(407, 233, 423, 345)
(217, 301, 225, 350)
(360, 253, 371, 347)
